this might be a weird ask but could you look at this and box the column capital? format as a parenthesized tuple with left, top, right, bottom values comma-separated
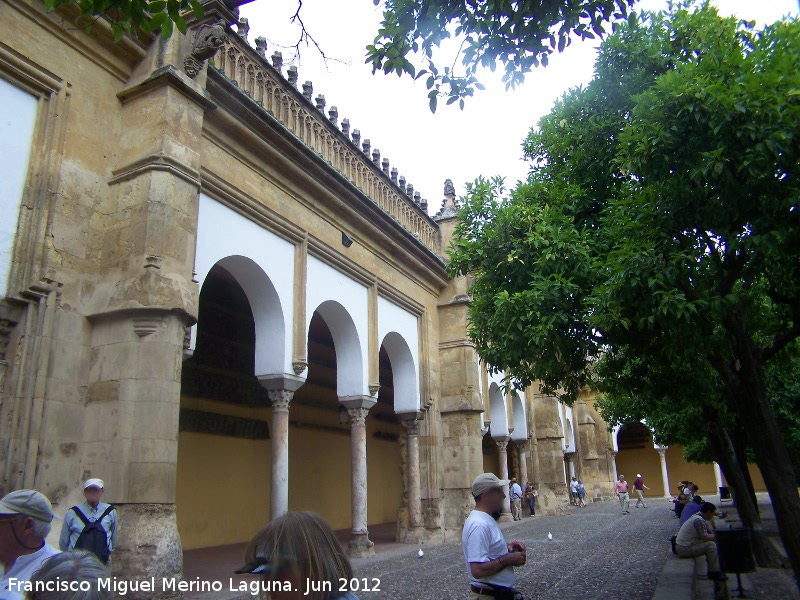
(267, 389, 294, 412)
(347, 406, 370, 426)
(398, 410, 425, 435)
(514, 439, 529, 450)
(493, 435, 511, 452)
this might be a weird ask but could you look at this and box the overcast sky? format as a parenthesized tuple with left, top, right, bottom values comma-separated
(239, 0, 798, 216)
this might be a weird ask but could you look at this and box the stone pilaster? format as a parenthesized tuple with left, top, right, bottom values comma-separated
(341, 396, 377, 558)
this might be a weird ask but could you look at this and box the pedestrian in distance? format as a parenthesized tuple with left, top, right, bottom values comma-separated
(633, 473, 650, 508)
(569, 476, 579, 506)
(59, 478, 117, 565)
(510, 478, 523, 521)
(576, 479, 587, 507)
(463, 473, 526, 599)
(615, 474, 631, 514)
(524, 482, 537, 517)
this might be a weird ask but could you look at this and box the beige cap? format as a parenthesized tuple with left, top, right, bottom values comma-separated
(471, 473, 509, 497)
(0, 489, 56, 522)
(84, 478, 104, 490)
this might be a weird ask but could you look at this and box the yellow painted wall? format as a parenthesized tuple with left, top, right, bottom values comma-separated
(615, 445, 664, 496)
(665, 446, 716, 497)
(177, 395, 403, 549)
(483, 451, 500, 476)
(747, 464, 767, 492)
(612, 444, 770, 505)
(176, 397, 272, 550)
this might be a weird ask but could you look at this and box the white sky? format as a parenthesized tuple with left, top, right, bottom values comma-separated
(240, 0, 798, 215)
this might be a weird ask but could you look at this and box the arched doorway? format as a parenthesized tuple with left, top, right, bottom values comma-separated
(615, 422, 664, 495)
(176, 262, 276, 549)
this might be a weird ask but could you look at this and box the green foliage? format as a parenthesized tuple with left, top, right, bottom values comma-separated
(447, 1, 800, 410)
(367, 0, 637, 111)
(42, 0, 203, 41)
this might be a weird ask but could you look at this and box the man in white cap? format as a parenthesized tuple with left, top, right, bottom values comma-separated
(462, 473, 527, 598)
(59, 478, 117, 564)
(0, 489, 61, 600)
(633, 474, 650, 509)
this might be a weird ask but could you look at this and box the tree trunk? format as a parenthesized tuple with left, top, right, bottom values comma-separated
(713, 314, 800, 592)
(703, 407, 784, 568)
(730, 423, 758, 513)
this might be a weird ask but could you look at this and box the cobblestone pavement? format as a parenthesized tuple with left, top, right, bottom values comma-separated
(351, 499, 677, 600)
(220, 495, 799, 600)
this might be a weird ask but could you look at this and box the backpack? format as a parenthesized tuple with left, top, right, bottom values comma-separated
(72, 505, 114, 563)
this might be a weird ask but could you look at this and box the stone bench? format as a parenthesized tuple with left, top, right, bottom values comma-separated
(652, 553, 703, 599)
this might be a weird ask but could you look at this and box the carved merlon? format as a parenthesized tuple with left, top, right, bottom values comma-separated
(236, 17, 249, 40)
(184, 19, 228, 79)
(254, 36, 267, 59)
(287, 66, 298, 88)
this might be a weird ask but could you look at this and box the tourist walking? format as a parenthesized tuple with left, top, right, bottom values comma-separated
(569, 476, 579, 505)
(633, 474, 650, 508)
(615, 474, 630, 515)
(462, 473, 526, 599)
(577, 479, 587, 507)
(510, 478, 523, 521)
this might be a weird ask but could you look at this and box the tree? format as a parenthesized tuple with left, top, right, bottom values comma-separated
(447, 2, 800, 587)
(43, 0, 203, 41)
(366, 0, 638, 111)
(593, 339, 796, 568)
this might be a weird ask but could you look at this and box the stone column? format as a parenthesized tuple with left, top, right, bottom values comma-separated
(400, 411, 424, 543)
(713, 462, 723, 492)
(494, 436, 513, 521)
(259, 374, 304, 520)
(341, 396, 377, 557)
(268, 390, 292, 519)
(566, 452, 576, 479)
(515, 440, 529, 485)
(656, 446, 670, 498)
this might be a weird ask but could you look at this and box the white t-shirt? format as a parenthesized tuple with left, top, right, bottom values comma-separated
(0, 543, 60, 600)
(570, 480, 579, 493)
(462, 510, 515, 588)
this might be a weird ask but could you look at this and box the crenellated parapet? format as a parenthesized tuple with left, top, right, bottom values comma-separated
(212, 27, 438, 252)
